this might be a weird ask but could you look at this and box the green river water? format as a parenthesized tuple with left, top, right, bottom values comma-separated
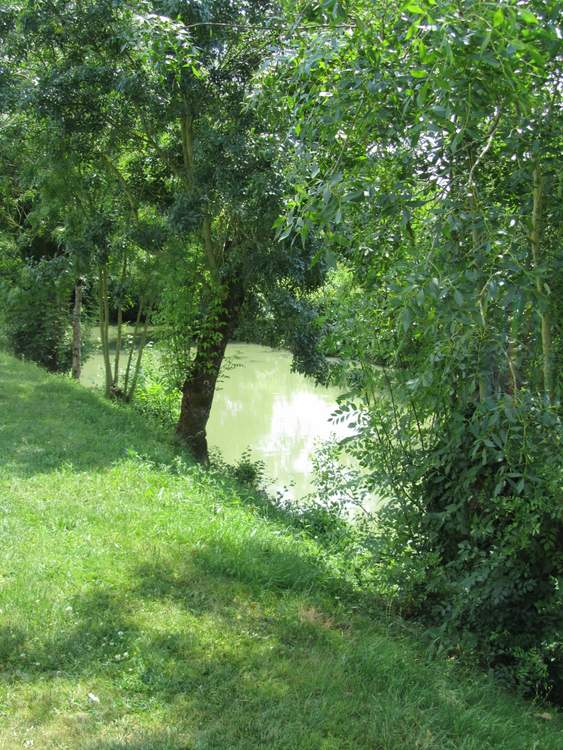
(81, 332, 349, 500)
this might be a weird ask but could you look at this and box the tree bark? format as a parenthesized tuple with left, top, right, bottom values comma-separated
(531, 165, 554, 402)
(126, 306, 152, 402)
(99, 264, 113, 398)
(71, 277, 83, 380)
(114, 306, 123, 386)
(124, 298, 144, 397)
(113, 255, 128, 387)
(176, 279, 244, 462)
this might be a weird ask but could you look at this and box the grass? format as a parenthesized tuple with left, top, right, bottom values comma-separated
(0, 351, 561, 750)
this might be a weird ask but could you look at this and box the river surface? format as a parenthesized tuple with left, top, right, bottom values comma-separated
(82, 334, 349, 499)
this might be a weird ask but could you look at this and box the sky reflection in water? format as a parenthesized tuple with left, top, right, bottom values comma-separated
(82, 339, 349, 500)
(207, 344, 349, 499)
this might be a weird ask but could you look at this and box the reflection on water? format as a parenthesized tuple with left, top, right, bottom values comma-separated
(80, 325, 153, 389)
(82, 336, 349, 500)
(208, 344, 348, 498)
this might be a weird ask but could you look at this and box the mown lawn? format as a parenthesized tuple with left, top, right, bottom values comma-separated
(0, 351, 561, 749)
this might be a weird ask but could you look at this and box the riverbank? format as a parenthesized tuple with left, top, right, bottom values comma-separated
(0, 351, 561, 749)
(82, 334, 349, 500)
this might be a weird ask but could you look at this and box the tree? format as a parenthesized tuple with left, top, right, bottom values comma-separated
(2, 0, 169, 396)
(8, 0, 322, 459)
(263, 0, 562, 697)
(0, 105, 78, 372)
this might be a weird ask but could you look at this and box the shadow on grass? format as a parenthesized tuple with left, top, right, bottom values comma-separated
(1, 535, 349, 685)
(226, 480, 354, 550)
(137, 530, 354, 602)
(1, 541, 559, 749)
(83, 737, 192, 750)
(1, 353, 354, 583)
(0, 556, 347, 746)
(0, 359, 179, 477)
(0, 589, 139, 680)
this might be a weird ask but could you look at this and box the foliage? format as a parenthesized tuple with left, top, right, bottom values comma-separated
(234, 295, 289, 349)
(1, 0, 561, 704)
(1, 255, 75, 371)
(210, 447, 268, 492)
(1, 0, 327, 449)
(1, 2, 169, 396)
(261, 0, 563, 698)
(132, 348, 180, 427)
(307, 263, 398, 367)
(346, 390, 562, 699)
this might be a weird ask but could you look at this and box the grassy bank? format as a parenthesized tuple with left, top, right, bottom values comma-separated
(0, 352, 561, 749)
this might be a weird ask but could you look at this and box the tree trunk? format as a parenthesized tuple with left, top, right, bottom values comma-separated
(99, 264, 113, 398)
(113, 255, 128, 389)
(71, 278, 83, 380)
(531, 165, 554, 402)
(125, 306, 152, 402)
(470, 198, 492, 402)
(114, 305, 123, 386)
(176, 280, 244, 462)
(124, 298, 144, 397)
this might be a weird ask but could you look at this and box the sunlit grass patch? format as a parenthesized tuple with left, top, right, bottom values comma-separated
(0, 352, 561, 749)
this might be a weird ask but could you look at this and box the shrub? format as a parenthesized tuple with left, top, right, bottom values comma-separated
(2, 256, 74, 372)
(132, 349, 180, 427)
(358, 394, 563, 701)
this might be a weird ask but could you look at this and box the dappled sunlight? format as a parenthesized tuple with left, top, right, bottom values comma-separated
(1, 355, 561, 749)
(2, 543, 549, 750)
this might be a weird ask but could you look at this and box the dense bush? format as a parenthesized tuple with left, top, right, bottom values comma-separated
(346, 392, 563, 702)
(2, 256, 74, 372)
(420, 406, 562, 701)
(262, 0, 562, 703)
(234, 301, 287, 349)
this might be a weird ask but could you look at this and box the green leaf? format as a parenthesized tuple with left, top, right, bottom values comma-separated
(324, 249, 337, 268)
(480, 30, 492, 52)
(519, 10, 539, 25)
(493, 8, 504, 27)
(515, 478, 525, 494)
(400, 308, 412, 332)
(404, 3, 426, 14)
(278, 225, 292, 240)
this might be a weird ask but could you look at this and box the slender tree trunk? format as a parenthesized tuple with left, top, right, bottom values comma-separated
(126, 306, 152, 401)
(176, 279, 244, 462)
(531, 165, 554, 402)
(114, 306, 123, 386)
(506, 323, 518, 396)
(113, 255, 128, 388)
(124, 298, 144, 396)
(99, 264, 113, 398)
(469, 193, 492, 402)
(71, 277, 83, 380)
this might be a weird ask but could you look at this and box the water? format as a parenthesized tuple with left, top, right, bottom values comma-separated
(208, 344, 349, 498)
(81, 332, 349, 499)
